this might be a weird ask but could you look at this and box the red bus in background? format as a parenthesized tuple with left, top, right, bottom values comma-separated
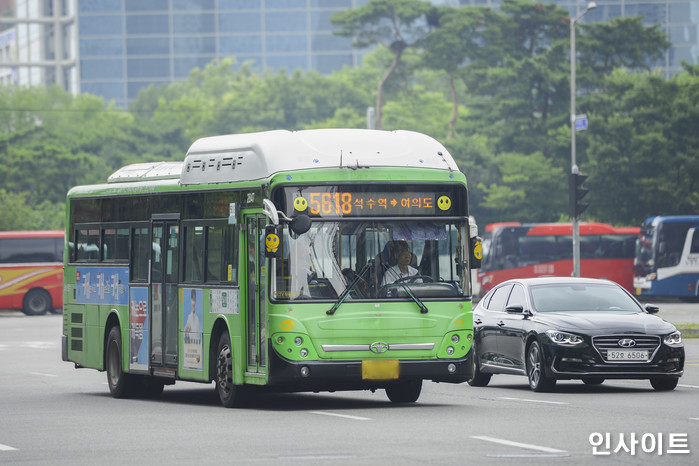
(0, 231, 64, 315)
(478, 222, 639, 298)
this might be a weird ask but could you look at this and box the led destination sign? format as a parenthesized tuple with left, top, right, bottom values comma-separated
(277, 186, 464, 218)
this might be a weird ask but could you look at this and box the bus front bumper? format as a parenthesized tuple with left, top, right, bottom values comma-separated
(267, 345, 473, 392)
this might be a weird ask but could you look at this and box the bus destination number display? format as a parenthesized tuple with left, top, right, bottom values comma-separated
(290, 192, 453, 217)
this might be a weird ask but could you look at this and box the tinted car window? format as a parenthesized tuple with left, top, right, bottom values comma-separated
(507, 284, 526, 307)
(530, 283, 642, 312)
(486, 284, 512, 312)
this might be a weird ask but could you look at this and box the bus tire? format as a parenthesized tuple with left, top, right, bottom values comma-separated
(142, 377, 165, 398)
(215, 332, 244, 408)
(385, 379, 422, 403)
(22, 289, 51, 316)
(106, 326, 138, 398)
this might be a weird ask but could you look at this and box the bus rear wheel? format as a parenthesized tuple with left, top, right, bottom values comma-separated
(106, 326, 139, 398)
(215, 332, 245, 408)
(385, 379, 422, 403)
(22, 289, 51, 316)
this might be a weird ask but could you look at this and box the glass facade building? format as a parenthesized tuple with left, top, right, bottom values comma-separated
(72, 0, 699, 108)
(77, 0, 364, 108)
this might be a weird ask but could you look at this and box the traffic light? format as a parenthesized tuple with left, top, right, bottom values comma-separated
(569, 172, 589, 218)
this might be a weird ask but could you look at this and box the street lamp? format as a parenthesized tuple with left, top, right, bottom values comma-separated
(570, 1, 596, 277)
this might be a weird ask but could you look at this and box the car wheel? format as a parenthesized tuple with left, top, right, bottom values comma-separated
(105, 326, 139, 398)
(650, 377, 679, 391)
(22, 289, 51, 316)
(467, 355, 491, 387)
(526, 341, 556, 392)
(215, 332, 245, 408)
(385, 379, 422, 403)
(582, 377, 605, 385)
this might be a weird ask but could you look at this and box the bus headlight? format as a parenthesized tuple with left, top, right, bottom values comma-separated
(300, 349, 308, 358)
(451, 334, 460, 344)
(294, 337, 303, 346)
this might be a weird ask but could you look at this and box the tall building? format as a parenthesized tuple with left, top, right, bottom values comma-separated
(0, 0, 78, 91)
(77, 0, 364, 108)
(1, 1, 697, 108)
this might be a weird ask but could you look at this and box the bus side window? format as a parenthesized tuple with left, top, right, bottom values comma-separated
(131, 226, 150, 281)
(184, 225, 205, 282)
(206, 225, 223, 282)
(75, 228, 100, 262)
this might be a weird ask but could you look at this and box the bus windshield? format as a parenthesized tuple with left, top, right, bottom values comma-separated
(272, 219, 469, 301)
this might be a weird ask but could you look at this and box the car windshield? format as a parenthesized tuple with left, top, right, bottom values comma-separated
(530, 283, 643, 313)
(271, 219, 470, 301)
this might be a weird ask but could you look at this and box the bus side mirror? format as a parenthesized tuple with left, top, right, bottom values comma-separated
(290, 214, 311, 235)
(470, 236, 483, 269)
(264, 225, 282, 259)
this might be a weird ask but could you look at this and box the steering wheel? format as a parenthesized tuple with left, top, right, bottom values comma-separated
(393, 275, 433, 284)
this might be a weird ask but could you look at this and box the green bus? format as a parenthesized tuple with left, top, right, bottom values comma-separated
(61, 129, 482, 407)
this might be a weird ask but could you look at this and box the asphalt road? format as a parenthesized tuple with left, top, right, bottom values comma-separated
(1, 310, 697, 465)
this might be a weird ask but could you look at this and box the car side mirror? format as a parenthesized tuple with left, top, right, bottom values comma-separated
(645, 303, 660, 314)
(505, 304, 524, 314)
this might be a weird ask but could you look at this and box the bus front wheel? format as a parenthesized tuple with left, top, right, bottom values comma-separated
(215, 332, 245, 408)
(106, 326, 139, 398)
(385, 379, 422, 403)
(22, 289, 51, 316)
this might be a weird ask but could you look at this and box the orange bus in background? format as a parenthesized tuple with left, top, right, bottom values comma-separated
(0, 231, 64, 315)
(478, 222, 639, 298)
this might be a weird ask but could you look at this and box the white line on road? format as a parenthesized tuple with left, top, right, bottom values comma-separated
(30, 372, 57, 377)
(678, 384, 699, 389)
(308, 411, 371, 421)
(498, 396, 569, 405)
(0, 443, 18, 451)
(471, 435, 567, 454)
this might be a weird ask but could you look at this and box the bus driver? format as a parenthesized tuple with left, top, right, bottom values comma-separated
(381, 246, 419, 286)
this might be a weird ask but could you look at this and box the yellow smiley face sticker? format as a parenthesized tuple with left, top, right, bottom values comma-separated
(265, 233, 280, 253)
(437, 196, 452, 211)
(293, 197, 308, 211)
(473, 240, 482, 260)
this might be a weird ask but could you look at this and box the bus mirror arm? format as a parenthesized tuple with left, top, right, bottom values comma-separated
(263, 199, 312, 235)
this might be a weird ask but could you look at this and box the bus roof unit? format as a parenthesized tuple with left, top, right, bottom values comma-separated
(180, 129, 458, 185)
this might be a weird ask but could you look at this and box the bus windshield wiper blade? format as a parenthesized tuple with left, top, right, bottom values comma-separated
(394, 280, 429, 314)
(326, 260, 372, 315)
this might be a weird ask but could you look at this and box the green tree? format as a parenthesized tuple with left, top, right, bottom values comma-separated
(332, 0, 433, 129)
(583, 64, 699, 225)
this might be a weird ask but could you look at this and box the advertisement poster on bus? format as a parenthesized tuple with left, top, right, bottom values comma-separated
(210, 288, 239, 314)
(129, 287, 149, 371)
(75, 266, 129, 306)
(182, 288, 203, 370)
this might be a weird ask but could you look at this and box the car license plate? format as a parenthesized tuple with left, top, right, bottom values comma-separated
(607, 350, 648, 361)
(362, 359, 399, 380)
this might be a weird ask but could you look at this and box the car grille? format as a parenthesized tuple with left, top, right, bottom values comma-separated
(592, 335, 661, 362)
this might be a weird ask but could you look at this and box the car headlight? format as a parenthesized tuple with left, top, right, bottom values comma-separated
(545, 330, 584, 346)
(663, 331, 682, 345)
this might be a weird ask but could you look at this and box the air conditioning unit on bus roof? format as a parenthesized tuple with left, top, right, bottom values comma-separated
(179, 129, 459, 185)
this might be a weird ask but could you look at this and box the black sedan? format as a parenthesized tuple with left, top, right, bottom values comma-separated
(468, 277, 684, 392)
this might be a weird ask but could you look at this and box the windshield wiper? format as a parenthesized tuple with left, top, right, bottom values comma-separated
(393, 279, 429, 314)
(326, 260, 373, 315)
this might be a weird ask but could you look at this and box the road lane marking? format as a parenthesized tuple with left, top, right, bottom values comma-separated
(498, 396, 568, 405)
(30, 372, 57, 377)
(678, 384, 699, 389)
(471, 435, 567, 454)
(0, 443, 18, 451)
(308, 411, 371, 421)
